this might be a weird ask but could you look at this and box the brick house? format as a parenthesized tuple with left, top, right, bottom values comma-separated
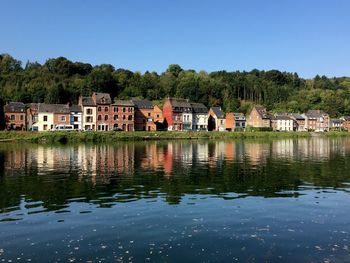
(246, 106, 271, 128)
(93, 92, 112, 131)
(132, 100, 164, 131)
(110, 100, 134, 131)
(163, 98, 192, 131)
(226, 112, 246, 131)
(208, 107, 226, 131)
(305, 110, 330, 132)
(4, 102, 27, 130)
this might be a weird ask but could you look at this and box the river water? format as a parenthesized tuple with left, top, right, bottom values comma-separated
(1, 138, 350, 262)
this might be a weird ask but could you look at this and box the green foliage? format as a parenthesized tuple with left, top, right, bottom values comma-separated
(1, 54, 350, 117)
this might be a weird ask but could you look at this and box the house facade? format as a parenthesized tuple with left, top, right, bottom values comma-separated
(341, 116, 350, 130)
(226, 112, 246, 131)
(4, 102, 27, 130)
(163, 98, 192, 131)
(132, 100, 164, 131)
(208, 107, 226, 131)
(246, 106, 271, 128)
(305, 110, 330, 132)
(27, 103, 39, 131)
(33, 104, 70, 131)
(79, 96, 96, 131)
(190, 102, 208, 131)
(330, 119, 342, 130)
(275, 115, 294, 131)
(289, 113, 306, 131)
(93, 92, 112, 131)
(70, 105, 83, 130)
(110, 100, 134, 131)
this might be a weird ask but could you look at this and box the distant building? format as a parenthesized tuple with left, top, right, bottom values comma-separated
(340, 116, 350, 131)
(305, 110, 330, 132)
(226, 112, 246, 131)
(275, 115, 294, 131)
(163, 98, 192, 131)
(246, 106, 271, 128)
(208, 107, 226, 131)
(132, 100, 164, 131)
(330, 118, 342, 130)
(33, 104, 70, 131)
(110, 100, 134, 131)
(4, 102, 26, 130)
(289, 113, 306, 131)
(27, 103, 39, 131)
(70, 105, 83, 130)
(190, 102, 208, 131)
(79, 96, 96, 131)
(93, 92, 112, 131)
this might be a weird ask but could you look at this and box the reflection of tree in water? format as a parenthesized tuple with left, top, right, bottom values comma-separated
(0, 139, 350, 212)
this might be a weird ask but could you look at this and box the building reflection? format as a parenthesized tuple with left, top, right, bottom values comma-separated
(2, 138, 350, 181)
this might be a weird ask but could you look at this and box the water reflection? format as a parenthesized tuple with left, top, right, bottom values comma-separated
(1, 138, 350, 212)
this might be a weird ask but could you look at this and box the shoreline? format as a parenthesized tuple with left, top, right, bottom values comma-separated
(0, 131, 349, 143)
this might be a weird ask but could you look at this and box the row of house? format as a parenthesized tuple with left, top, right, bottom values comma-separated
(3, 94, 350, 132)
(247, 106, 350, 132)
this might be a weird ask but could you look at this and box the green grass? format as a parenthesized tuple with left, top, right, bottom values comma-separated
(0, 130, 324, 143)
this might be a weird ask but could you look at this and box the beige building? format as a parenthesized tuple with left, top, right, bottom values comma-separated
(79, 96, 96, 131)
(208, 107, 226, 131)
(246, 106, 271, 128)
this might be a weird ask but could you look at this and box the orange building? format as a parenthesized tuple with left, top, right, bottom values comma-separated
(4, 102, 27, 130)
(132, 100, 164, 131)
(225, 112, 246, 131)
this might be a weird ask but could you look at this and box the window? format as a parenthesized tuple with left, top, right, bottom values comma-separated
(114, 115, 118, 120)
(104, 115, 108, 121)
(43, 124, 48, 130)
(114, 107, 118, 112)
(86, 116, 93, 123)
(60, 116, 66, 122)
(128, 115, 132, 121)
(98, 115, 102, 121)
(86, 109, 92, 115)
(157, 114, 159, 118)
(20, 115, 24, 121)
(104, 107, 108, 112)
(43, 115, 48, 122)
(148, 112, 151, 117)
(74, 116, 78, 122)
(10, 115, 15, 120)
(98, 107, 101, 112)
(123, 108, 126, 112)
(123, 115, 126, 120)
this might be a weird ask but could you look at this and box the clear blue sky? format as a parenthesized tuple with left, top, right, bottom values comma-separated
(1, 0, 349, 78)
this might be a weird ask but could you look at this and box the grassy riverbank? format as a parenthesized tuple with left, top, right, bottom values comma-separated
(0, 130, 328, 143)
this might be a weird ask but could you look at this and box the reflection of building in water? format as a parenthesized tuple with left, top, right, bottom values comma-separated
(272, 139, 296, 159)
(193, 142, 208, 163)
(4, 148, 27, 170)
(139, 143, 165, 171)
(244, 142, 270, 166)
(163, 143, 173, 176)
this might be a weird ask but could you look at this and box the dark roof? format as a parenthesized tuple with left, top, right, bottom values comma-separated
(70, 105, 82, 112)
(211, 107, 225, 118)
(275, 115, 292, 120)
(289, 113, 305, 120)
(234, 112, 246, 119)
(112, 100, 134, 106)
(38, 104, 70, 114)
(4, 102, 26, 113)
(132, 100, 153, 109)
(306, 110, 328, 118)
(331, 118, 342, 124)
(254, 106, 269, 119)
(190, 102, 208, 113)
(81, 97, 95, 106)
(167, 98, 192, 112)
(93, 92, 112, 105)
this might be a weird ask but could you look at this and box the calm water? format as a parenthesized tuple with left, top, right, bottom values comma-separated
(1, 138, 350, 262)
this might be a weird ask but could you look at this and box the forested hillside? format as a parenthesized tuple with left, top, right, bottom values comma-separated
(1, 53, 350, 117)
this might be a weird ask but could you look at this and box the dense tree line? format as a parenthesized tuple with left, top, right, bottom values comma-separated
(1, 53, 350, 117)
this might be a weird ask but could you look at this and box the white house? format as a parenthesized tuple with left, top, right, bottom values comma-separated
(70, 105, 83, 130)
(191, 102, 208, 131)
(33, 103, 70, 131)
(276, 115, 294, 131)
